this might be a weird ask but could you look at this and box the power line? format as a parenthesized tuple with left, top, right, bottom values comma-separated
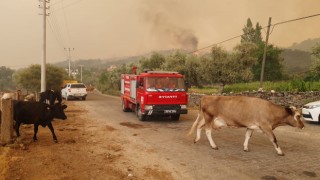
(51, 0, 82, 7)
(48, 1, 74, 60)
(47, 18, 67, 52)
(269, 13, 320, 36)
(50, 7, 68, 47)
(50, 1, 78, 65)
(189, 13, 320, 54)
(50, 0, 84, 13)
(62, 0, 72, 48)
(51, 0, 67, 6)
(273, 13, 320, 26)
(188, 34, 244, 54)
(48, 15, 69, 60)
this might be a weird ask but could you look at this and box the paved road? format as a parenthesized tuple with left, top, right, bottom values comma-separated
(76, 92, 320, 180)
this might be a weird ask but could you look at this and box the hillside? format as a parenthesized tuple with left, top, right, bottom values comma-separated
(54, 49, 312, 75)
(53, 49, 185, 70)
(288, 37, 320, 52)
(281, 37, 319, 74)
(54, 57, 141, 70)
(52, 40, 320, 75)
(281, 49, 311, 74)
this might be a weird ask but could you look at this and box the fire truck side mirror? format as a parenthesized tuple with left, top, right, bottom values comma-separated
(138, 78, 144, 88)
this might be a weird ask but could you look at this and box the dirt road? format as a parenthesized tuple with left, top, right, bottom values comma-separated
(1, 92, 320, 179)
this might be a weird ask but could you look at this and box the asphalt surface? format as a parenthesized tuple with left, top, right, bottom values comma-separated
(78, 92, 320, 180)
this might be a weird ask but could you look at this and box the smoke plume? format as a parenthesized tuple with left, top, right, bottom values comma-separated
(140, 2, 198, 51)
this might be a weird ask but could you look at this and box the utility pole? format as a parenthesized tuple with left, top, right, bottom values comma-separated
(39, 0, 50, 92)
(259, 17, 272, 89)
(64, 48, 74, 77)
(80, 65, 83, 82)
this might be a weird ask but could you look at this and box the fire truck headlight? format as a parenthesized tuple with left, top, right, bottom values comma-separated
(145, 105, 153, 110)
(181, 105, 187, 109)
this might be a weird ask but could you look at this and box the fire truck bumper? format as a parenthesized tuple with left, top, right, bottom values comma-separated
(144, 109, 188, 116)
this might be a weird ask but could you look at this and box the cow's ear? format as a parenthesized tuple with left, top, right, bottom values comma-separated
(285, 106, 294, 115)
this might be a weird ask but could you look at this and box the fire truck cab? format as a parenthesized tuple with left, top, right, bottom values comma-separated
(121, 70, 188, 121)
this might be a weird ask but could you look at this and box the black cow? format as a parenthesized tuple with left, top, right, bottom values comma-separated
(40, 90, 62, 105)
(13, 100, 67, 143)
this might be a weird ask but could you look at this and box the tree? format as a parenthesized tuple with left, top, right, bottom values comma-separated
(252, 44, 284, 81)
(75, 67, 99, 86)
(241, 18, 263, 45)
(46, 65, 68, 89)
(199, 47, 224, 85)
(241, 18, 284, 81)
(254, 23, 263, 44)
(0, 66, 15, 91)
(312, 42, 320, 59)
(13, 64, 68, 91)
(97, 64, 133, 95)
(233, 43, 258, 82)
(161, 51, 187, 74)
(199, 46, 236, 91)
(200, 45, 257, 92)
(307, 42, 320, 80)
(185, 55, 201, 87)
(139, 52, 165, 71)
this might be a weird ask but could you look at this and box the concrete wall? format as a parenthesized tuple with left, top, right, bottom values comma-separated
(188, 91, 320, 108)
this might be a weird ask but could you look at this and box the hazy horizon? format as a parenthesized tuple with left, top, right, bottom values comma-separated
(1, 0, 319, 69)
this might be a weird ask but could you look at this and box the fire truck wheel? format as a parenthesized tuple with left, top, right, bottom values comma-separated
(122, 99, 130, 112)
(136, 105, 147, 121)
(171, 114, 180, 121)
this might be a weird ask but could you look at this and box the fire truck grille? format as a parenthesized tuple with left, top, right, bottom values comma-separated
(153, 105, 181, 110)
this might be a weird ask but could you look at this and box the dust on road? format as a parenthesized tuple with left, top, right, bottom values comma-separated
(1, 92, 320, 180)
(0, 101, 174, 180)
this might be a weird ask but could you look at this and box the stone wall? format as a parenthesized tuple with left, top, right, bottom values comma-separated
(188, 91, 320, 108)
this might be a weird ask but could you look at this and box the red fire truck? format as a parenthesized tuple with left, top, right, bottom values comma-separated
(121, 70, 188, 121)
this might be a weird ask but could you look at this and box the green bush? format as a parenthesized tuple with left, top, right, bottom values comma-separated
(188, 86, 219, 94)
(290, 79, 306, 92)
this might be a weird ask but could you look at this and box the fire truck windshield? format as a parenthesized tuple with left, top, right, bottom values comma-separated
(146, 77, 185, 92)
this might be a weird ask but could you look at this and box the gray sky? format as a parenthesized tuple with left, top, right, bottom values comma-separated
(1, 0, 320, 69)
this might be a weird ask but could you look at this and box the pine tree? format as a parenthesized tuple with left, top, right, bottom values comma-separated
(241, 18, 255, 43)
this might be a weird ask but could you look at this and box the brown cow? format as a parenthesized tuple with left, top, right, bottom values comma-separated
(188, 95, 304, 156)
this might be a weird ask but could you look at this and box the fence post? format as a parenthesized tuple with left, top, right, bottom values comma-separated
(0, 98, 14, 144)
(0, 100, 2, 125)
(16, 90, 22, 100)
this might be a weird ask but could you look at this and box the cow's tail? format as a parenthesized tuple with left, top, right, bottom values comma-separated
(187, 102, 202, 136)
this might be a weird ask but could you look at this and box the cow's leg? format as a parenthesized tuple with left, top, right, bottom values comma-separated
(33, 124, 39, 141)
(205, 122, 218, 150)
(47, 122, 58, 143)
(14, 121, 22, 137)
(194, 118, 205, 143)
(263, 129, 284, 156)
(205, 128, 218, 150)
(200, 113, 218, 150)
(243, 129, 254, 152)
